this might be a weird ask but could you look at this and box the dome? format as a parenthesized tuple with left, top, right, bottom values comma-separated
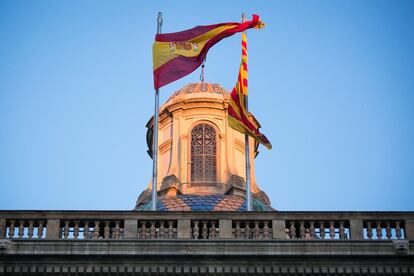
(138, 81, 273, 212)
(166, 82, 229, 104)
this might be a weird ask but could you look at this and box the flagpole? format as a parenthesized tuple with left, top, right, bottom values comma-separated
(151, 12, 163, 211)
(242, 13, 252, 212)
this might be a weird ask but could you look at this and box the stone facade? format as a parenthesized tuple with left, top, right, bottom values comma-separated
(1, 211, 414, 275)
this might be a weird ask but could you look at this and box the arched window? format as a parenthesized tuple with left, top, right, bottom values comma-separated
(191, 123, 217, 183)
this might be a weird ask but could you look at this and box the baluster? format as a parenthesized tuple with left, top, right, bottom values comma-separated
(263, 221, 270, 240)
(114, 221, 120, 239)
(27, 221, 34, 239)
(164, 221, 170, 238)
(234, 221, 241, 239)
(285, 228, 290, 239)
(329, 221, 335, 239)
(339, 221, 345, 239)
(83, 221, 90, 240)
(249, 222, 255, 239)
(210, 221, 217, 239)
(103, 221, 110, 239)
(192, 221, 199, 239)
(37, 221, 44, 238)
(385, 222, 391, 239)
(158, 221, 165, 239)
(243, 223, 248, 239)
(73, 221, 79, 240)
(243, 222, 248, 239)
(8, 220, 15, 238)
(395, 221, 402, 239)
(240, 222, 245, 239)
(18, 220, 25, 238)
(289, 221, 296, 239)
(376, 221, 382, 240)
(366, 221, 373, 240)
(137, 222, 143, 239)
(163, 221, 169, 238)
(168, 221, 174, 238)
(164, 222, 169, 238)
(309, 221, 315, 240)
(252, 221, 259, 239)
(319, 221, 325, 240)
(93, 221, 100, 239)
(144, 222, 151, 239)
(63, 221, 70, 239)
(201, 221, 208, 239)
(140, 221, 147, 239)
(299, 221, 305, 239)
(150, 221, 156, 239)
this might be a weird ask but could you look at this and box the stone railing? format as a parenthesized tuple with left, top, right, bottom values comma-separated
(138, 220, 177, 239)
(60, 219, 124, 240)
(0, 211, 412, 241)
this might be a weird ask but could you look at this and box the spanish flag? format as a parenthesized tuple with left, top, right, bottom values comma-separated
(153, 15, 264, 89)
(228, 32, 272, 149)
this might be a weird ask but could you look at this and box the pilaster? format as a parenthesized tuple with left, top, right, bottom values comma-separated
(272, 220, 286, 239)
(177, 219, 191, 239)
(45, 219, 60, 239)
(124, 220, 138, 239)
(219, 219, 233, 239)
(405, 219, 414, 240)
(0, 219, 6, 239)
(349, 219, 363, 240)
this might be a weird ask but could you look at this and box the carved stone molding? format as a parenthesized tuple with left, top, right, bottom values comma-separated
(393, 239, 409, 255)
(0, 239, 10, 252)
(1, 261, 414, 275)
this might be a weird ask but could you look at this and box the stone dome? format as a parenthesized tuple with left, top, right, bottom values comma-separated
(166, 82, 229, 104)
(138, 82, 273, 212)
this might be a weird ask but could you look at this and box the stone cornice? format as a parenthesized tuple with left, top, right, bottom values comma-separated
(3, 239, 413, 256)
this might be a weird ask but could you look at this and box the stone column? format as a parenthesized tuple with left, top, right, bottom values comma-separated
(349, 219, 363, 240)
(0, 219, 6, 239)
(177, 219, 191, 239)
(46, 219, 60, 239)
(124, 220, 138, 239)
(272, 220, 286, 239)
(405, 219, 414, 240)
(219, 219, 233, 239)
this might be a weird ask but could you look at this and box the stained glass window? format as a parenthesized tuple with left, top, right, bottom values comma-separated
(191, 124, 217, 182)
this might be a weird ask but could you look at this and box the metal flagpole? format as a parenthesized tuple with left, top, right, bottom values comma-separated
(151, 12, 163, 211)
(242, 13, 252, 211)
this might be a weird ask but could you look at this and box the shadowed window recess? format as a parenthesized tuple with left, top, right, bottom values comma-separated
(191, 124, 217, 183)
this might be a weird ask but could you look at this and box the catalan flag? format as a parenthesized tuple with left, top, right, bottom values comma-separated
(153, 15, 264, 89)
(228, 32, 272, 149)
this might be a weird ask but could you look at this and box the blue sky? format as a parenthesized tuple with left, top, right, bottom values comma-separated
(1, 1, 413, 211)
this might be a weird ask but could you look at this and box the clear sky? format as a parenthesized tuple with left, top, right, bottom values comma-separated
(1, 1, 413, 211)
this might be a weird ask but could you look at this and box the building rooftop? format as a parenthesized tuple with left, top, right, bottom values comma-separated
(136, 194, 273, 211)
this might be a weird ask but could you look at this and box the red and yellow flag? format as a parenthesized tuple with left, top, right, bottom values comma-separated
(228, 32, 272, 149)
(153, 15, 264, 89)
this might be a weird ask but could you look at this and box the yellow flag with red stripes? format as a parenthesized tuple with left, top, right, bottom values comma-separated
(228, 30, 272, 149)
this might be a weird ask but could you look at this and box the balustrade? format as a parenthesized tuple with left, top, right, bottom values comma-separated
(363, 220, 405, 240)
(191, 220, 218, 239)
(59, 220, 123, 240)
(137, 220, 177, 239)
(232, 220, 272, 240)
(285, 220, 350, 240)
(0, 212, 412, 242)
(5, 219, 46, 239)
